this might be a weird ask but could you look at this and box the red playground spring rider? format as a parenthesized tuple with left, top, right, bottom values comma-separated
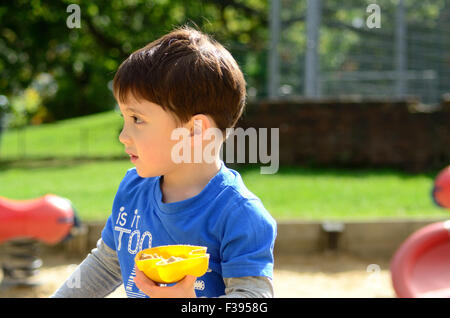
(390, 166, 450, 298)
(0, 194, 80, 288)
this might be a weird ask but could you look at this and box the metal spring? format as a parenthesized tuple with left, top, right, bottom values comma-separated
(0, 239, 42, 287)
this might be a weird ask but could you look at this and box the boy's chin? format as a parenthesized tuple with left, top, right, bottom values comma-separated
(135, 166, 163, 179)
(135, 167, 151, 178)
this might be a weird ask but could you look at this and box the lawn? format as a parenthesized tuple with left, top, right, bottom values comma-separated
(0, 110, 124, 159)
(0, 159, 447, 222)
(237, 164, 447, 221)
(0, 110, 448, 222)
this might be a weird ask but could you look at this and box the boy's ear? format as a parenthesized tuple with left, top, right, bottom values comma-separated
(189, 114, 211, 137)
(193, 118, 203, 136)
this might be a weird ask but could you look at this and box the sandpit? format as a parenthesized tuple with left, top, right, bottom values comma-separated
(0, 252, 396, 298)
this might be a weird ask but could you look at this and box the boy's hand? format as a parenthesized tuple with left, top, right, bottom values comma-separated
(133, 265, 197, 298)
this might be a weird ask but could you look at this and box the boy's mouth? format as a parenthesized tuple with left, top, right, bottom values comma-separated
(129, 154, 138, 163)
(126, 150, 139, 161)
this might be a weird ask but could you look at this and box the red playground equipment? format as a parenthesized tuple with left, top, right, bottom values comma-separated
(432, 166, 450, 209)
(0, 194, 79, 287)
(390, 166, 450, 298)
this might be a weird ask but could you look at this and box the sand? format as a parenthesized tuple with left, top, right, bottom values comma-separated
(0, 251, 396, 298)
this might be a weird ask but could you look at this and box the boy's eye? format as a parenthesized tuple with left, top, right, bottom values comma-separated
(119, 113, 143, 124)
(131, 116, 143, 124)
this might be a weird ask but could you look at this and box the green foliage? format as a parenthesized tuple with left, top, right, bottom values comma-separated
(0, 0, 270, 126)
(0, 0, 447, 125)
(8, 88, 42, 128)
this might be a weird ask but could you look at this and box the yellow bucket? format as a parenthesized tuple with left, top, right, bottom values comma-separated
(135, 245, 210, 284)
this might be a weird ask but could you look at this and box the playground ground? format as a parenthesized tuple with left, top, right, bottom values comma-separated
(0, 252, 396, 298)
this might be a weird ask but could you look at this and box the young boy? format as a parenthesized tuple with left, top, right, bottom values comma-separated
(52, 26, 277, 298)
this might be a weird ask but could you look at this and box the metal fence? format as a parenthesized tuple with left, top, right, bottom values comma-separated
(267, 0, 450, 105)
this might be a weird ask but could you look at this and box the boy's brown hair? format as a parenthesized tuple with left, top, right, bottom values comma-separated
(113, 26, 246, 137)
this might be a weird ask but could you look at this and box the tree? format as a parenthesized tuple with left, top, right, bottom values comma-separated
(0, 0, 270, 126)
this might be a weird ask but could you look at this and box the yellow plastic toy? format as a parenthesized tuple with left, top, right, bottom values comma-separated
(135, 245, 210, 284)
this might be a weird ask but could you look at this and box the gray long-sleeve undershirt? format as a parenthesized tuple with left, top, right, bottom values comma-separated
(50, 238, 274, 298)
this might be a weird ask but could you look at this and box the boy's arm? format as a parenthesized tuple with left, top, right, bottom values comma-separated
(50, 238, 123, 298)
(217, 198, 277, 298)
(220, 276, 274, 298)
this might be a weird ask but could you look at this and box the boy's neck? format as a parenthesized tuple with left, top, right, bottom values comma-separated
(160, 158, 222, 204)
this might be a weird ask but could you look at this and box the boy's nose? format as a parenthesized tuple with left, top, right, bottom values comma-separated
(119, 128, 131, 145)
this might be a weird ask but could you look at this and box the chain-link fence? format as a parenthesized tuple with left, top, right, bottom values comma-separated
(268, 0, 450, 105)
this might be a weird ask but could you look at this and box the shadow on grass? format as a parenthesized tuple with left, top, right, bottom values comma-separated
(0, 157, 443, 180)
(0, 155, 128, 171)
(231, 162, 442, 180)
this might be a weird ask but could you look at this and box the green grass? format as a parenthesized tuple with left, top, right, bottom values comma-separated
(0, 159, 134, 221)
(237, 165, 448, 221)
(0, 160, 447, 222)
(0, 110, 448, 222)
(0, 110, 124, 159)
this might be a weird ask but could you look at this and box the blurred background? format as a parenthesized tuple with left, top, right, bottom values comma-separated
(0, 0, 449, 298)
(1, 0, 449, 127)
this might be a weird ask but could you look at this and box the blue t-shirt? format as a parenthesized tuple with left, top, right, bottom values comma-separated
(101, 160, 277, 298)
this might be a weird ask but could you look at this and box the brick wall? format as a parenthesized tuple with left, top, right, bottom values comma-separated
(233, 96, 450, 172)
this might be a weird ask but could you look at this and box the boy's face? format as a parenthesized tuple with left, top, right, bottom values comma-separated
(118, 96, 182, 178)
